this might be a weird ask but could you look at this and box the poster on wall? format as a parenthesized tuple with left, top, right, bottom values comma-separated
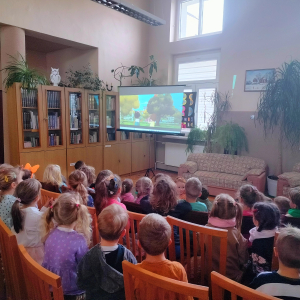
(182, 92, 196, 128)
(244, 69, 275, 92)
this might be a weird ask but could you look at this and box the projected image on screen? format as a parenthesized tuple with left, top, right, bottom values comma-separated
(120, 93, 183, 134)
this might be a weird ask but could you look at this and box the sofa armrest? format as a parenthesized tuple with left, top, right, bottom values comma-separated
(178, 161, 197, 176)
(278, 172, 300, 187)
(242, 168, 265, 180)
(246, 171, 266, 193)
(276, 178, 289, 196)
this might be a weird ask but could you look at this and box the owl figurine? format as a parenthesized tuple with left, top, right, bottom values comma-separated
(50, 68, 61, 86)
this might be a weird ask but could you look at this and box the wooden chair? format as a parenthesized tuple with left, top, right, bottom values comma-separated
(119, 211, 146, 263)
(87, 207, 100, 246)
(122, 260, 209, 300)
(166, 216, 228, 286)
(0, 218, 27, 300)
(271, 231, 280, 271)
(182, 211, 209, 226)
(39, 188, 60, 209)
(123, 201, 145, 214)
(18, 245, 64, 300)
(211, 271, 279, 300)
(282, 215, 300, 228)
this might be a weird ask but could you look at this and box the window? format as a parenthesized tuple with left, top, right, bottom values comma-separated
(175, 53, 220, 131)
(179, 0, 224, 39)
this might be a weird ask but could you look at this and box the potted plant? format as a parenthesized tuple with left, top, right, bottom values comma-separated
(186, 127, 207, 154)
(213, 122, 248, 155)
(1, 54, 49, 90)
(257, 60, 300, 196)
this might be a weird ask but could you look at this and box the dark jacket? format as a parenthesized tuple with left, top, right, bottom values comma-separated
(77, 244, 137, 300)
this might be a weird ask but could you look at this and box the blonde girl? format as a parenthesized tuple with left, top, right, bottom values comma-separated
(42, 164, 66, 193)
(11, 179, 50, 264)
(0, 166, 23, 228)
(135, 177, 153, 204)
(206, 194, 248, 282)
(174, 176, 186, 200)
(41, 192, 91, 298)
(68, 170, 94, 207)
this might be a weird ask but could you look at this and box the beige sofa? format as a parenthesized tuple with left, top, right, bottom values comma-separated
(178, 153, 267, 197)
(277, 163, 300, 196)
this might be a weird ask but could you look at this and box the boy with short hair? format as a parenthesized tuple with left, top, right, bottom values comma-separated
(274, 196, 291, 215)
(135, 213, 191, 300)
(250, 226, 300, 299)
(286, 187, 300, 218)
(77, 204, 137, 300)
(185, 177, 207, 212)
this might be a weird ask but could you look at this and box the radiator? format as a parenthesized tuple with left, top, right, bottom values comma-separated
(164, 142, 204, 167)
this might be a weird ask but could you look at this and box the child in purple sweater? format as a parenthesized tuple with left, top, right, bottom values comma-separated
(41, 192, 92, 299)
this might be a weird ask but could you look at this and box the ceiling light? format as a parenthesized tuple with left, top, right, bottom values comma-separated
(92, 0, 166, 26)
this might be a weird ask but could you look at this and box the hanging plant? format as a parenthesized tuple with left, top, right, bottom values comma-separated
(1, 54, 49, 90)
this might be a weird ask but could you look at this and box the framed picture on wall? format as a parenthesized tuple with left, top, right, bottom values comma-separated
(244, 69, 275, 92)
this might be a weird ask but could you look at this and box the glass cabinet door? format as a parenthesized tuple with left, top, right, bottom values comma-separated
(69, 92, 83, 145)
(120, 131, 130, 142)
(21, 88, 41, 149)
(105, 94, 117, 142)
(133, 132, 143, 140)
(88, 93, 101, 144)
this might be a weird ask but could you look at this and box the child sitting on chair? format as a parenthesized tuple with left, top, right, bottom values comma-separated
(286, 187, 300, 218)
(135, 213, 191, 300)
(120, 178, 135, 203)
(274, 196, 291, 215)
(77, 204, 137, 300)
(174, 176, 186, 200)
(184, 177, 207, 212)
(250, 226, 300, 299)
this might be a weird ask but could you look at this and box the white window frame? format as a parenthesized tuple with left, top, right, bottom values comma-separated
(177, 0, 224, 41)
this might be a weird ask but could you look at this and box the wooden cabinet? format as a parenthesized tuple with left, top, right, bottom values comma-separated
(66, 147, 87, 175)
(85, 146, 103, 175)
(118, 143, 132, 175)
(104, 92, 119, 144)
(44, 149, 67, 178)
(132, 141, 149, 172)
(19, 151, 45, 180)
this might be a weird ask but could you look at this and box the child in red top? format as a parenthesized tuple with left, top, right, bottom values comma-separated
(174, 176, 186, 200)
(120, 179, 134, 203)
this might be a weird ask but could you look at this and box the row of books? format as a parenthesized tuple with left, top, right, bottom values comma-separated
(88, 95, 99, 110)
(106, 115, 115, 127)
(21, 89, 38, 107)
(89, 131, 98, 143)
(48, 134, 60, 146)
(120, 131, 129, 140)
(70, 112, 82, 129)
(89, 113, 99, 128)
(70, 132, 82, 144)
(70, 93, 81, 111)
(23, 111, 39, 130)
(47, 91, 61, 108)
(48, 113, 60, 129)
(107, 133, 115, 141)
(106, 96, 115, 110)
(24, 137, 39, 148)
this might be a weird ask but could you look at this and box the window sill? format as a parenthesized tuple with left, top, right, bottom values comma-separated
(172, 31, 222, 43)
(162, 135, 188, 140)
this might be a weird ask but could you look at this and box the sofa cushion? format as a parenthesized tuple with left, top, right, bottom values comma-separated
(241, 168, 265, 180)
(293, 163, 300, 172)
(278, 172, 300, 188)
(184, 161, 198, 174)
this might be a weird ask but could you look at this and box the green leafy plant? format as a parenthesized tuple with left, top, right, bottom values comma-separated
(214, 122, 248, 155)
(132, 77, 158, 86)
(257, 60, 300, 174)
(111, 55, 157, 86)
(186, 128, 207, 154)
(1, 54, 49, 90)
(59, 64, 105, 91)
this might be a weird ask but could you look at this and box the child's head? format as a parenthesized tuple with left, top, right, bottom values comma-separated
(199, 186, 209, 200)
(210, 194, 243, 230)
(121, 178, 134, 195)
(75, 160, 85, 170)
(238, 184, 264, 209)
(79, 165, 96, 187)
(95, 169, 113, 188)
(174, 176, 186, 196)
(276, 226, 300, 269)
(288, 187, 300, 209)
(0, 163, 13, 171)
(252, 202, 280, 232)
(43, 164, 63, 186)
(98, 204, 128, 241)
(136, 177, 153, 197)
(22, 169, 32, 180)
(152, 173, 170, 183)
(150, 177, 178, 215)
(42, 192, 92, 244)
(95, 174, 121, 214)
(0, 167, 23, 194)
(139, 213, 171, 256)
(12, 179, 41, 233)
(185, 177, 202, 200)
(274, 196, 291, 215)
(68, 170, 89, 205)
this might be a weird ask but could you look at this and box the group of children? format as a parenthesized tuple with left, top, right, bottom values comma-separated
(0, 161, 300, 300)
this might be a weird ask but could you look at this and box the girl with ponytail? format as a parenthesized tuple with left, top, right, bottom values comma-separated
(68, 170, 94, 207)
(11, 178, 49, 264)
(94, 174, 126, 215)
(41, 192, 92, 298)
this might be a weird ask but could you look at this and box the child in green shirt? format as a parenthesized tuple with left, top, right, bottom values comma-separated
(185, 178, 207, 212)
(286, 187, 300, 218)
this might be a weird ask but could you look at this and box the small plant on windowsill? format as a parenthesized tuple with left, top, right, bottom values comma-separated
(186, 127, 207, 154)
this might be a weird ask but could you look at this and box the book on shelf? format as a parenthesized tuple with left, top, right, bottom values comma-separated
(24, 137, 39, 148)
(106, 133, 115, 141)
(21, 89, 37, 107)
(48, 113, 60, 129)
(89, 95, 99, 110)
(106, 114, 115, 127)
(23, 111, 39, 130)
(106, 96, 115, 110)
(89, 131, 98, 143)
(121, 131, 129, 140)
(70, 132, 82, 144)
(48, 134, 60, 146)
(89, 113, 99, 128)
(47, 91, 61, 108)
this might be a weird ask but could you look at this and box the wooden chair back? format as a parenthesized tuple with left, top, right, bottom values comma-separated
(271, 231, 280, 271)
(211, 271, 279, 300)
(122, 260, 209, 300)
(119, 211, 146, 263)
(87, 207, 100, 247)
(18, 245, 64, 300)
(123, 201, 145, 214)
(181, 210, 209, 226)
(39, 189, 60, 209)
(0, 218, 27, 300)
(166, 216, 228, 286)
(282, 215, 300, 228)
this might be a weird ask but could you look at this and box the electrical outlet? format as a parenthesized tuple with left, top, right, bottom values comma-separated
(70, 163, 75, 166)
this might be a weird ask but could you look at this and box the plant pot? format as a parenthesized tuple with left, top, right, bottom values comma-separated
(267, 175, 278, 197)
(224, 149, 237, 155)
